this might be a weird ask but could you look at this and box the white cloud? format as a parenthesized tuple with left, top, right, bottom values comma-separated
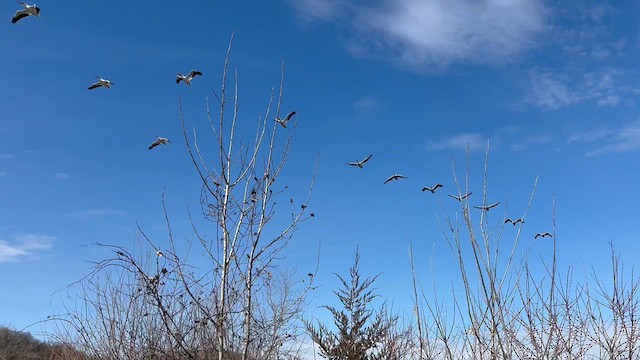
(584, 121, 640, 157)
(288, 0, 346, 22)
(510, 134, 552, 151)
(568, 128, 616, 143)
(0, 234, 55, 263)
(68, 209, 128, 220)
(54, 172, 71, 180)
(428, 133, 487, 152)
(529, 67, 628, 110)
(0, 153, 15, 159)
(353, 97, 378, 111)
(570, 121, 640, 157)
(290, 0, 547, 69)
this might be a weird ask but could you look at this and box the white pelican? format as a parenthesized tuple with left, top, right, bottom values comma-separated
(148, 136, 170, 150)
(422, 184, 443, 193)
(384, 174, 407, 184)
(88, 76, 114, 90)
(448, 192, 472, 202)
(348, 154, 372, 168)
(176, 70, 202, 85)
(474, 202, 500, 211)
(275, 111, 296, 128)
(12, 2, 40, 24)
(535, 232, 552, 239)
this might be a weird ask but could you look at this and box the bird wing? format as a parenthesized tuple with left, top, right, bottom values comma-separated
(12, 11, 29, 23)
(17, 1, 28, 7)
(148, 141, 160, 150)
(422, 187, 430, 192)
(283, 111, 296, 122)
(360, 154, 372, 164)
(384, 176, 393, 184)
(535, 234, 541, 239)
(448, 194, 460, 200)
(434, 184, 443, 189)
(473, 205, 484, 210)
(88, 82, 101, 90)
(347, 162, 359, 166)
(488, 202, 500, 209)
(192, 71, 203, 77)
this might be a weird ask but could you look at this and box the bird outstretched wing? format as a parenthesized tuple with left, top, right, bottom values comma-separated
(12, 11, 28, 23)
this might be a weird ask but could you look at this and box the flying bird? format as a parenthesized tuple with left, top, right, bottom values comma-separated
(474, 202, 501, 211)
(275, 111, 296, 128)
(535, 232, 552, 239)
(176, 70, 203, 85)
(422, 184, 443, 193)
(12, 2, 40, 23)
(448, 192, 472, 202)
(505, 218, 524, 225)
(348, 154, 372, 168)
(384, 174, 407, 184)
(148, 136, 170, 150)
(88, 76, 114, 90)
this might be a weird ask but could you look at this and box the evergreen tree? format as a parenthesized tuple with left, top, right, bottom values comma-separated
(305, 251, 394, 360)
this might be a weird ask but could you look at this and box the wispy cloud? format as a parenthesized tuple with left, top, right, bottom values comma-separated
(0, 153, 15, 159)
(510, 134, 552, 151)
(568, 128, 616, 143)
(0, 234, 55, 263)
(569, 121, 640, 157)
(526, 3, 636, 110)
(290, 0, 547, 70)
(68, 209, 128, 220)
(428, 133, 487, 152)
(288, 0, 346, 22)
(529, 67, 628, 110)
(54, 172, 71, 180)
(353, 97, 378, 111)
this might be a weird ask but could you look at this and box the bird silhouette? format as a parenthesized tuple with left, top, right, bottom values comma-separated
(422, 184, 443, 193)
(176, 70, 203, 85)
(384, 174, 407, 184)
(535, 232, 552, 239)
(348, 154, 372, 168)
(148, 136, 170, 150)
(474, 202, 500, 211)
(275, 111, 296, 128)
(505, 218, 524, 225)
(448, 192, 472, 202)
(12, 2, 40, 24)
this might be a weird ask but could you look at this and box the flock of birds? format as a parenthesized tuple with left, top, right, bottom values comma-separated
(346, 153, 552, 240)
(11, 2, 552, 240)
(11, 2, 204, 151)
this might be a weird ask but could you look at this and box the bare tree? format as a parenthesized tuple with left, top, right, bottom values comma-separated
(56, 35, 316, 360)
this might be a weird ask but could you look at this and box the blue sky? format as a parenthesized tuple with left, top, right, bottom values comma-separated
(1, 0, 640, 338)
